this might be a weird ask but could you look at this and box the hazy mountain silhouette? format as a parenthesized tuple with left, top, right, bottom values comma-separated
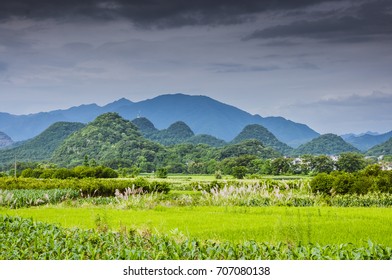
(0, 93, 319, 147)
(343, 131, 392, 151)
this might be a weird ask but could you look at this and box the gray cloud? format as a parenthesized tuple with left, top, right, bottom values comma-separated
(281, 91, 392, 134)
(0, 27, 33, 50)
(246, 0, 392, 42)
(0, 0, 339, 27)
(309, 91, 392, 108)
(210, 63, 280, 73)
(0, 61, 7, 72)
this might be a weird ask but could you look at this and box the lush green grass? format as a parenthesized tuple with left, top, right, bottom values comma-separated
(2, 206, 392, 246)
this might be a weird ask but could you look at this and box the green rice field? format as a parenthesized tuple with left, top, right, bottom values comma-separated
(1, 176, 392, 259)
(1, 205, 392, 246)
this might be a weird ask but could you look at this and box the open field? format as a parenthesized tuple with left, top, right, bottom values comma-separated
(2, 215, 391, 260)
(1, 205, 392, 246)
(1, 175, 392, 259)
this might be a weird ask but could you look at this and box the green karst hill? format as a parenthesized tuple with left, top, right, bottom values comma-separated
(293, 133, 360, 155)
(51, 113, 164, 168)
(131, 117, 159, 136)
(132, 117, 227, 147)
(232, 124, 293, 155)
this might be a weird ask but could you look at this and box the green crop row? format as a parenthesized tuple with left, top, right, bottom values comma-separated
(0, 215, 390, 260)
(0, 177, 170, 196)
(0, 189, 80, 208)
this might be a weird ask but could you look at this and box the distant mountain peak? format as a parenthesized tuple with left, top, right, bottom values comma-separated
(103, 98, 134, 110)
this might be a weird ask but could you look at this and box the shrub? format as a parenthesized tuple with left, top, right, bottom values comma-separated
(156, 168, 168, 179)
(310, 173, 334, 194)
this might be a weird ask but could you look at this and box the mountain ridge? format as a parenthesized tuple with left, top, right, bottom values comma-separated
(0, 131, 13, 148)
(343, 130, 392, 151)
(0, 93, 319, 146)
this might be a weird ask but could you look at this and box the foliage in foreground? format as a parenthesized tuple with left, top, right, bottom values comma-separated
(1, 216, 390, 260)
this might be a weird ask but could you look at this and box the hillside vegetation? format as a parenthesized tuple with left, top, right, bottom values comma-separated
(232, 124, 293, 155)
(367, 137, 392, 157)
(293, 133, 360, 155)
(133, 118, 226, 147)
(51, 113, 164, 169)
(0, 122, 84, 166)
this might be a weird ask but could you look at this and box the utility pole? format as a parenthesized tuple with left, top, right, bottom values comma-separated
(14, 155, 17, 178)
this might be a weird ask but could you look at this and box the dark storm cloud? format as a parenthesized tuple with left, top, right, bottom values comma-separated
(247, 0, 392, 42)
(0, 0, 338, 27)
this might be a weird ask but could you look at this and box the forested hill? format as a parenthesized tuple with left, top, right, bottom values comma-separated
(185, 134, 227, 147)
(366, 137, 392, 156)
(0, 131, 13, 148)
(131, 117, 159, 137)
(149, 121, 195, 146)
(0, 93, 319, 147)
(51, 113, 165, 167)
(292, 133, 360, 155)
(0, 122, 84, 166)
(218, 139, 281, 160)
(132, 118, 227, 147)
(231, 124, 293, 155)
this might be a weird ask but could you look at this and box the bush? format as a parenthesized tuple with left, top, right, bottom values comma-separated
(310, 173, 334, 194)
(156, 168, 168, 179)
(232, 166, 247, 179)
(310, 170, 392, 195)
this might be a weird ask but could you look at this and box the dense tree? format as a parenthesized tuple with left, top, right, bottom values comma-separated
(232, 166, 247, 179)
(270, 157, 292, 175)
(336, 152, 366, 173)
(310, 155, 335, 174)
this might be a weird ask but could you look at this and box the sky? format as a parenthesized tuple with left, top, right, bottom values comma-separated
(0, 0, 391, 135)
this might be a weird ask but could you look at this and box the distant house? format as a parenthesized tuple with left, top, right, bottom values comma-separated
(381, 162, 392, 171)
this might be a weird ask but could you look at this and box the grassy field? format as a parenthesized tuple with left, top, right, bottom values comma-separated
(1, 175, 391, 259)
(2, 205, 392, 246)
